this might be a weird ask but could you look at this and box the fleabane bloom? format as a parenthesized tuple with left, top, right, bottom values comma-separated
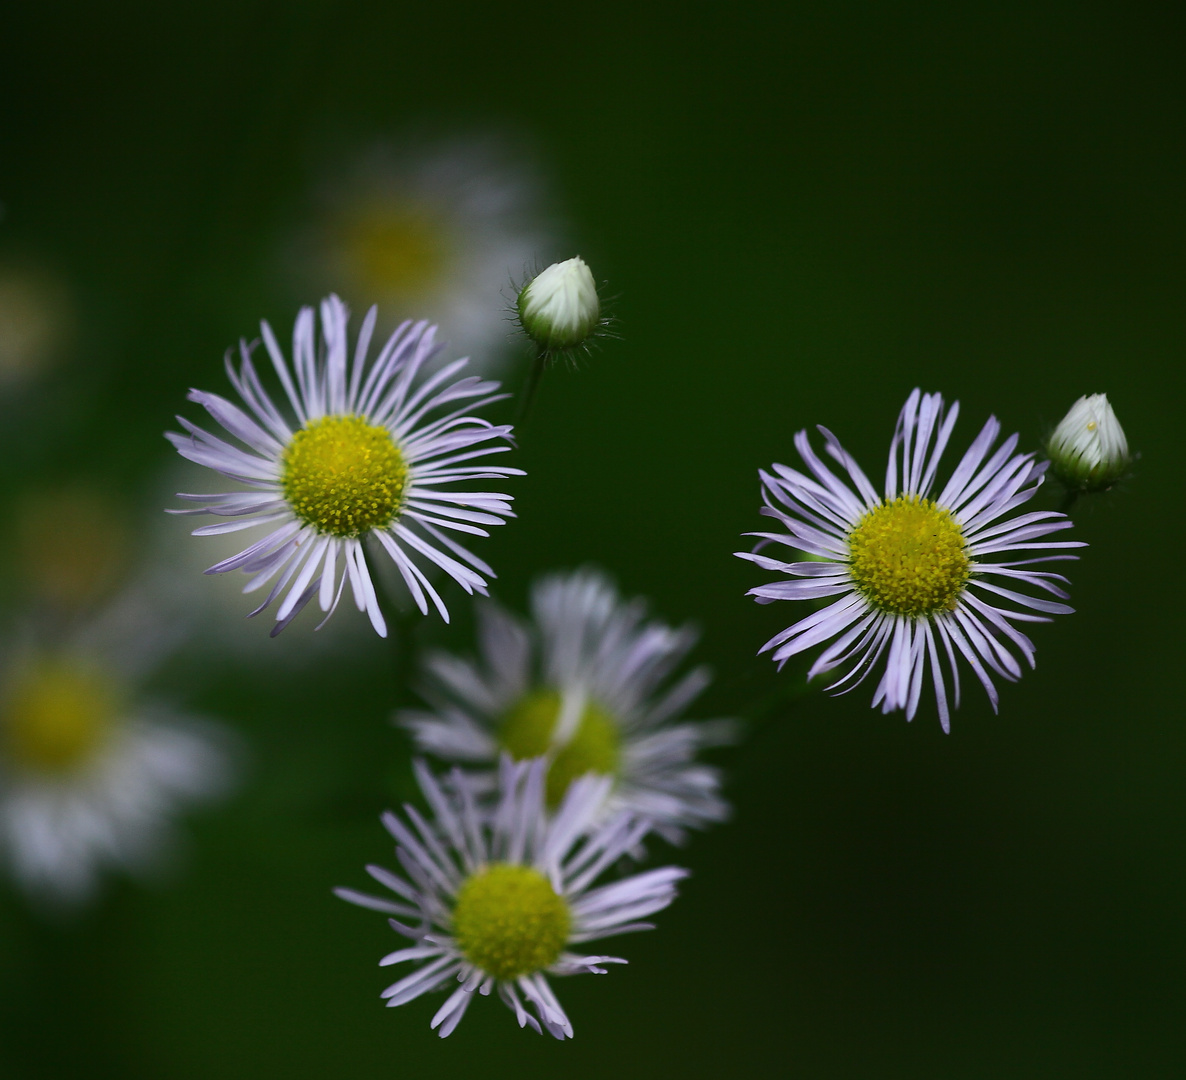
(517, 257, 601, 353)
(737, 389, 1085, 731)
(335, 757, 686, 1039)
(1045, 393, 1131, 493)
(0, 596, 234, 906)
(292, 136, 553, 372)
(167, 295, 523, 637)
(400, 569, 734, 843)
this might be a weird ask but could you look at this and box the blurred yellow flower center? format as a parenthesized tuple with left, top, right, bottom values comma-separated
(452, 863, 571, 981)
(341, 203, 446, 297)
(281, 415, 407, 538)
(847, 495, 970, 617)
(2, 661, 118, 774)
(500, 689, 621, 807)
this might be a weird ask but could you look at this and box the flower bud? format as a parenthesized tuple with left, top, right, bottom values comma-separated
(1046, 393, 1130, 492)
(517, 257, 600, 352)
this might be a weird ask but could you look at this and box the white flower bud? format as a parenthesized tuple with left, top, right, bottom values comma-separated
(1046, 393, 1130, 491)
(517, 256, 600, 351)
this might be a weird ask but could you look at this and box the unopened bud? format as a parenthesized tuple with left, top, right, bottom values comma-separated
(517, 257, 600, 352)
(1046, 393, 1131, 492)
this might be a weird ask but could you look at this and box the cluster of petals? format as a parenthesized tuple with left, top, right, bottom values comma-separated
(336, 757, 686, 1039)
(168, 295, 521, 636)
(0, 593, 235, 905)
(738, 389, 1085, 730)
(401, 568, 733, 842)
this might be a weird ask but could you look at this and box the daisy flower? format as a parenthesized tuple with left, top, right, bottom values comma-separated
(167, 295, 522, 637)
(291, 136, 554, 371)
(335, 757, 686, 1039)
(737, 389, 1085, 731)
(400, 569, 734, 843)
(0, 592, 234, 906)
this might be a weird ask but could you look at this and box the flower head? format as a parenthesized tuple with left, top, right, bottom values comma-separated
(168, 296, 523, 637)
(292, 137, 553, 371)
(336, 757, 686, 1039)
(400, 569, 733, 843)
(1045, 393, 1130, 492)
(0, 593, 234, 906)
(737, 390, 1085, 731)
(517, 257, 602, 353)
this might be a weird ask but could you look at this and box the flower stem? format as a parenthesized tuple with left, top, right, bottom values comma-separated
(1057, 488, 1080, 517)
(515, 350, 549, 429)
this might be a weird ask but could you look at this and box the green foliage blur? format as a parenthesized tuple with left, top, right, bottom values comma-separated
(1, 3, 1183, 1077)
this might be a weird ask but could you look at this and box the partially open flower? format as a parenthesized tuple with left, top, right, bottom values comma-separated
(516, 257, 601, 353)
(1046, 393, 1131, 492)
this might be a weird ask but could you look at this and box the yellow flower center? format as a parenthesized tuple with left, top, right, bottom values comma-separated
(500, 689, 621, 807)
(340, 202, 447, 298)
(281, 415, 408, 538)
(2, 661, 119, 774)
(452, 863, 571, 981)
(847, 495, 970, 617)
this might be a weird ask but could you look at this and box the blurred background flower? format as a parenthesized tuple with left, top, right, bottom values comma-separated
(0, 588, 237, 908)
(401, 568, 734, 842)
(284, 134, 557, 373)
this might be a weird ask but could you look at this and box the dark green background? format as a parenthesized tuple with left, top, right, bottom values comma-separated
(1, 3, 1182, 1077)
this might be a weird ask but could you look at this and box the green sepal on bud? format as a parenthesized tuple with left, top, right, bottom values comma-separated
(1045, 393, 1131, 493)
(516, 256, 601, 353)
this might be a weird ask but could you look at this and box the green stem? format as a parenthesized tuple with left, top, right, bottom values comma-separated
(514, 350, 549, 429)
(1057, 488, 1080, 517)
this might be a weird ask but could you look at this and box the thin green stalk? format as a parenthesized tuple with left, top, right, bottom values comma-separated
(515, 350, 549, 428)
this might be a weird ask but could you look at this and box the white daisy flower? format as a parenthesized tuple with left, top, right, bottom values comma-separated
(0, 593, 234, 906)
(167, 295, 523, 637)
(292, 137, 554, 371)
(335, 757, 686, 1039)
(737, 389, 1085, 731)
(400, 569, 734, 843)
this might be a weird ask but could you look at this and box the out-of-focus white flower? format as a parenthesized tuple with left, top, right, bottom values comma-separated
(291, 137, 554, 371)
(1046, 393, 1131, 492)
(0, 261, 73, 390)
(516, 257, 601, 353)
(0, 591, 236, 907)
(336, 757, 686, 1039)
(401, 568, 733, 844)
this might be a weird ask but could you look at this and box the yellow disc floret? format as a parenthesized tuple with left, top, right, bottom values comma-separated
(340, 201, 446, 297)
(500, 689, 621, 807)
(847, 495, 970, 617)
(281, 415, 407, 538)
(2, 660, 119, 774)
(452, 863, 571, 981)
